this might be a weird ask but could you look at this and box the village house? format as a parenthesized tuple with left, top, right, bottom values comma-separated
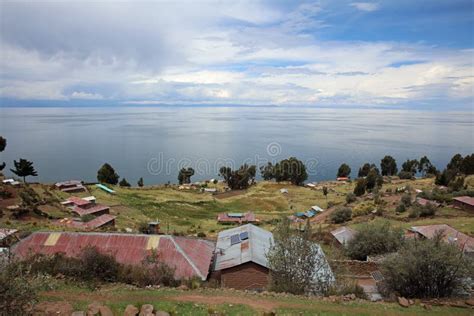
(62, 196, 110, 217)
(452, 196, 474, 212)
(11, 232, 215, 281)
(57, 214, 116, 230)
(217, 212, 258, 224)
(407, 224, 474, 257)
(55, 180, 85, 193)
(331, 226, 357, 247)
(211, 224, 334, 291)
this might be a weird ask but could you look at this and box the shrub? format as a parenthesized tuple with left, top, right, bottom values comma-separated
(197, 232, 206, 238)
(398, 171, 413, 179)
(395, 203, 406, 213)
(80, 246, 120, 282)
(409, 203, 437, 218)
(0, 189, 13, 199)
(346, 221, 403, 260)
(400, 193, 412, 207)
(381, 236, 474, 298)
(352, 202, 375, 217)
(327, 201, 336, 209)
(0, 267, 37, 315)
(353, 179, 366, 196)
(330, 207, 352, 224)
(345, 193, 356, 204)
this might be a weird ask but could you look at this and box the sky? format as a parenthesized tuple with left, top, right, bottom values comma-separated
(0, 0, 473, 109)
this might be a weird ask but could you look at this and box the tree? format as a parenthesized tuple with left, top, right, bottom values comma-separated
(137, 177, 144, 187)
(0, 136, 6, 171)
(381, 235, 474, 298)
(273, 157, 308, 185)
(365, 168, 382, 191)
(10, 158, 37, 183)
(178, 167, 195, 184)
(418, 156, 437, 177)
(119, 178, 131, 187)
(380, 155, 397, 176)
(266, 218, 333, 295)
(346, 221, 403, 260)
(435, 168, 457, 186)
(353, 178, 366, 196)
(447, 153, 463, 171)
(401, 159, 419, 177)
(322, 186, 328, 201)
(97, 163, 119, 185)
(219, 164, 256, 190)
(460, 153, 474, 175)
(337, 163, 351, 178)
(260, 162, 275, 180)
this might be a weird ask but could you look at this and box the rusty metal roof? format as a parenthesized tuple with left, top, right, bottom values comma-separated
(84, 214, 116, 229)
(410, 224, 474, 253)
(453, 196, 474, 206)
(73, 204, 109, 216)
(11, 232, 215, 280)
(67, 196, 91, 207)
(214, 224, 273, 271)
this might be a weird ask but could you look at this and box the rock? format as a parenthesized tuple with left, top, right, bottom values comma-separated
(466, 298, 474, 306)
(139, 304, 154, 316)
(408, 299, 415, 305)
(348, 294, 356, 300)
(449, 302, 467, 309)
(177, 284, 189, 291)
(398, 297, 410, 308)
(124, 305, 139, 316)
(99, 306, 113, 316)
(72, 312, 85, 316)
(155, 312, 170, 316)
(87, 302, 102, 315)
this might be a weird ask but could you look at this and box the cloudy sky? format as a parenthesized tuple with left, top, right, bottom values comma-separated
(0, 0, 473, 108)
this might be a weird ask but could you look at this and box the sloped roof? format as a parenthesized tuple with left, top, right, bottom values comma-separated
(67, 196, 91, 207)
(331, 226, 357, 245)
(410, 224, 474, 253)
(11, 232, 215, 280)
(73, 204, 109, 216)
(217, 212, 257, 223)
(0, 228, 18, 240)
(453, 196, 474, 206)
(84, 214, 116, 229)
(214, 224, 273, 271)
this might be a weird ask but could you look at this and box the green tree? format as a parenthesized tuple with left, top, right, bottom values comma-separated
(119, 178, 131, 187)
(260, 162, 275, 180)
(447, 153, 463, 171)
(10, 158, 38, 183)
(274, 157, 308, 185)
(460, 153, 474, 175)
(0, 136, 6, 171)
(358, 163, 379, 178)
(178, 167, 195, 184)
(322, 186, 328, 201)
(418, 156, 437, 177)
(337, 163, 351, 178)
(380, 155, 398, 176)
(137, 177, 144, 187)
(365, 168, 382, 191)
(266, 218, 332, 295)
(219, 164, 256, 190)
(329, 207, 352, 224)
(401, 159, 419, 176)
(346, 221, 403, 260)
(381, 236, 474, 298)
(97, 163, 119, 185)
(353, 178, 366, 196)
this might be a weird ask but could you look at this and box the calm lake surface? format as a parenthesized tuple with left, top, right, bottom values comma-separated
(0, 106, 472, 184)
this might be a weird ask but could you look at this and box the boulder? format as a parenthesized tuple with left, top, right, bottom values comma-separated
(466, 298, 474, 306)
(99, 306, 114, 316)
(124, 305, 139, 316)
(87, 302, 102, 315)
(139, 304, 154, 316)
(397, 297, 410, 308)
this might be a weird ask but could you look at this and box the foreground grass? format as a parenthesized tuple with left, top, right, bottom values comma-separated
(38, 283, 472, 316)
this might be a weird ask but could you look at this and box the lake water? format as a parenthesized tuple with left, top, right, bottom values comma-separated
(0, 106, 472, 185)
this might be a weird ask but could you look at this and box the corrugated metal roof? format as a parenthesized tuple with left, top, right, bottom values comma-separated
(331, 227, 357, 245)
(217, 212, 257, 223)
(73, 204, 109, 216)
(410, 224, 474, 253)
(84, 214, 116, 229)
(0, 228, 18, 240)
(67, 196, 91, 207)
(11, 232, 215, 280)
(214, 224, 273, 271)
(453, 196, 474, 206)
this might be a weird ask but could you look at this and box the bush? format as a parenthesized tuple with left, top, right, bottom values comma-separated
(326, 279, 367, 299)
(352, 202, 375, 217)
(395, 203, 406, 213)
(197, 232, 206, 238)
(0, 266, 38, 315)
(346, 221, 403, 260)
(381, 237, 474, 298)
(400, 193, 412, 207)
(80, 246, 119, 282)
(345, 193, 356, 204)
(409, 203, 437, 218)
(398, 171, 413, 179)
(353, 179, 366, 196)
(330, 207, 352, 224)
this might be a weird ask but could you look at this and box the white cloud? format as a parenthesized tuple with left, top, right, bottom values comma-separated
(70, 91, 104, 100)
(350, 2, 379, 12)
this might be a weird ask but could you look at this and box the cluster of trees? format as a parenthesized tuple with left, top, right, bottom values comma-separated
(354, 167, 383, 196)
(0, 136, 6, 171)
(97, 163, 144, 187)
(219, 164, 256, 190)
(260, 157, 308, 185)
(178, 167, 195, 185)
(435, 153, 474, 191)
